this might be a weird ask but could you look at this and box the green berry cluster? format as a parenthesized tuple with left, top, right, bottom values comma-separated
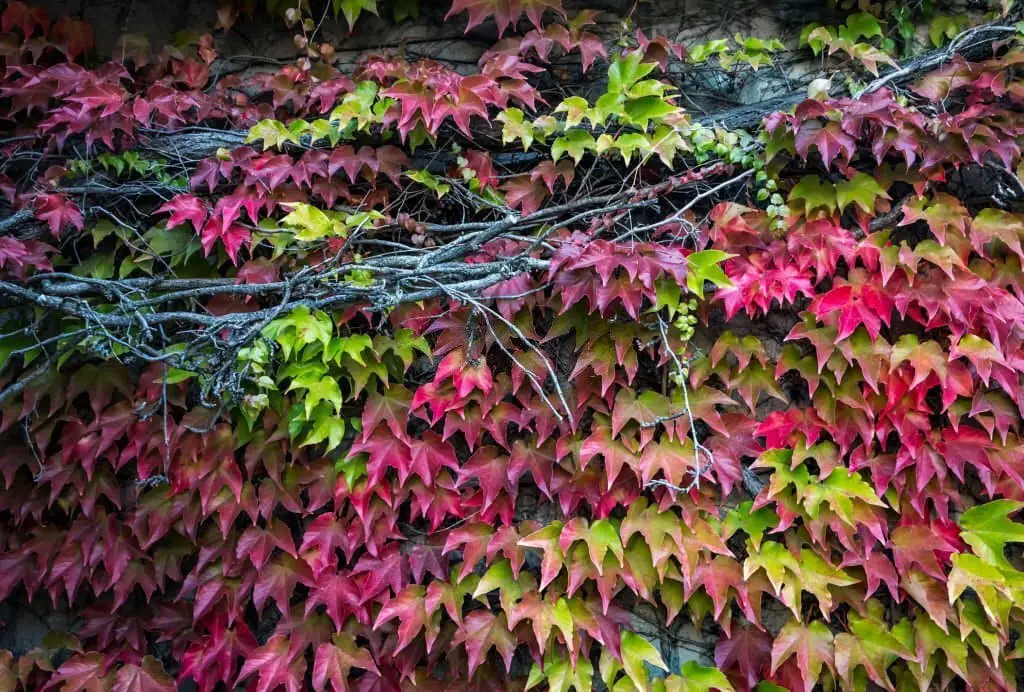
(754, 169, 788, 233)
(672, 297, 700, 341)
(690, 125, 759, 168)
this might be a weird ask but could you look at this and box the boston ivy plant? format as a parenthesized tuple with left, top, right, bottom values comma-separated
(0, 0, 1023, 690)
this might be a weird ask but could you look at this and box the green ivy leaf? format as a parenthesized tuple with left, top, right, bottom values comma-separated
(789, 175, 837, 218)
(686, 249, 734, 299)
(929, 15, 962, 48)
(722, 501, 779, 550)
(551, 129, 596, 164)
(555, 96, 591, 127)
(302, 415, 347, 451)
(663, 661, 736, 691)
(377, 329, 431, 371)
(839, 12, 883, 43)
(620, 631, 668, 690)
(288, 373, 344, 418)
(802, 467, 886, 524)
(614, 133, 653, 164)
(527, 652, 594, 692)
(653, 277, 682, 317)
(623, 95, 678, 129)
(325, 334, 374, 366)
(281, 203, 347, 241)
(959, 499, 1024, 571)
(607, 51, 658, 95)
(835, 172, 889, 213)
(333, 0, 378, 29)
(246, 119, 292, 150)
(800, 25, 834, 54)
(337, 452, 368, 488)
(406, 170, 451, 198)
(496, 108, 535, 150)
(263, 306, 334, 360)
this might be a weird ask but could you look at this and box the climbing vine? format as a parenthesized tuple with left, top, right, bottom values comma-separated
(0, 0, 1023, 690)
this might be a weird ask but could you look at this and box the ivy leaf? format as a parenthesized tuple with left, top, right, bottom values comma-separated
(686, 250, 733, 299)
(519, 523, 566, 590)
(281, 203, 347, 241)
(620, 631, 668, 690)
(901, 570, 953, 631)
(246, 119, 293, 150)
(453, 610, 518, 676)
(810, 268, 893, 341)
(551, 129, 596, 164)
(288, 374, 343, 418)
(667, 661, 736, 691)
(527, 652, 594, 692)
(262, 306, 333, 360)
(446, 0, 564, 36)
(889, 334, 948, 391)
(472, 558, 526, 613)
(797, 549, 859, 617)
(615, 133, 653, 164)
(236, 636, 306, 692)
(374, 585, 431, 654)
(839, 12, 883, 43)
(496, 108, 535, 150)
(2, 2, 51, 36)
(835, 173, 888, 213)
(555, 96, 591, 127)
(834, 609, 915, 691)
(789, 176, 837, 219)
(722, 501, 778, 551)
(157, 194, 208, 231)
(947, 553, 1012, 634)
(180, 616, 257, 692)
(502, 175, 549, 215)
(793, 121, 855, 169)
(333, 0, 378, 30)
(770, 620, 835, 692)
(909, 614, 969, 682)
(623, 96, 677, 130)
(406, 170, 451, 198)
(300, 415, 347, 452)
(50, 654, 111, 692)
(112, 657, 176, 692)
(508, 592, 575, 656)
(958, 499, 1024, 571)
(801, 467, 886, 526)
(559, 518, 624, 575)
(949, 334, 1006, 385)
(607, 52, 658, 94)
(325, 334, 374, 367)
(312, 633, 379, 692)
(715, 622, 771, 690)
(33, 193, 84, 238)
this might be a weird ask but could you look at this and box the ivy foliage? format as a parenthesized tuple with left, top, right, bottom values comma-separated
(0, 0, 1023, 690)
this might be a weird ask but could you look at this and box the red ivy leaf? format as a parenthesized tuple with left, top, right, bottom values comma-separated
(111, 657, 175, 692)
(313, 634, 380, 692)
(811, 268, 894, 341)
(33, 193, 83, 238)
(2, 1, 50, 37)
(157, 194, 208, 231)
(236, 636, 306, 692)
(446, 0, 565, 37)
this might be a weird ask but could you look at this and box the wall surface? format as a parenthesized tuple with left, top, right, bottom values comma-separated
(34, 0, 831, 113)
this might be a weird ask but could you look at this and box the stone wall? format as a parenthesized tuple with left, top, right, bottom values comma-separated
(34, 0, 834, 111)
